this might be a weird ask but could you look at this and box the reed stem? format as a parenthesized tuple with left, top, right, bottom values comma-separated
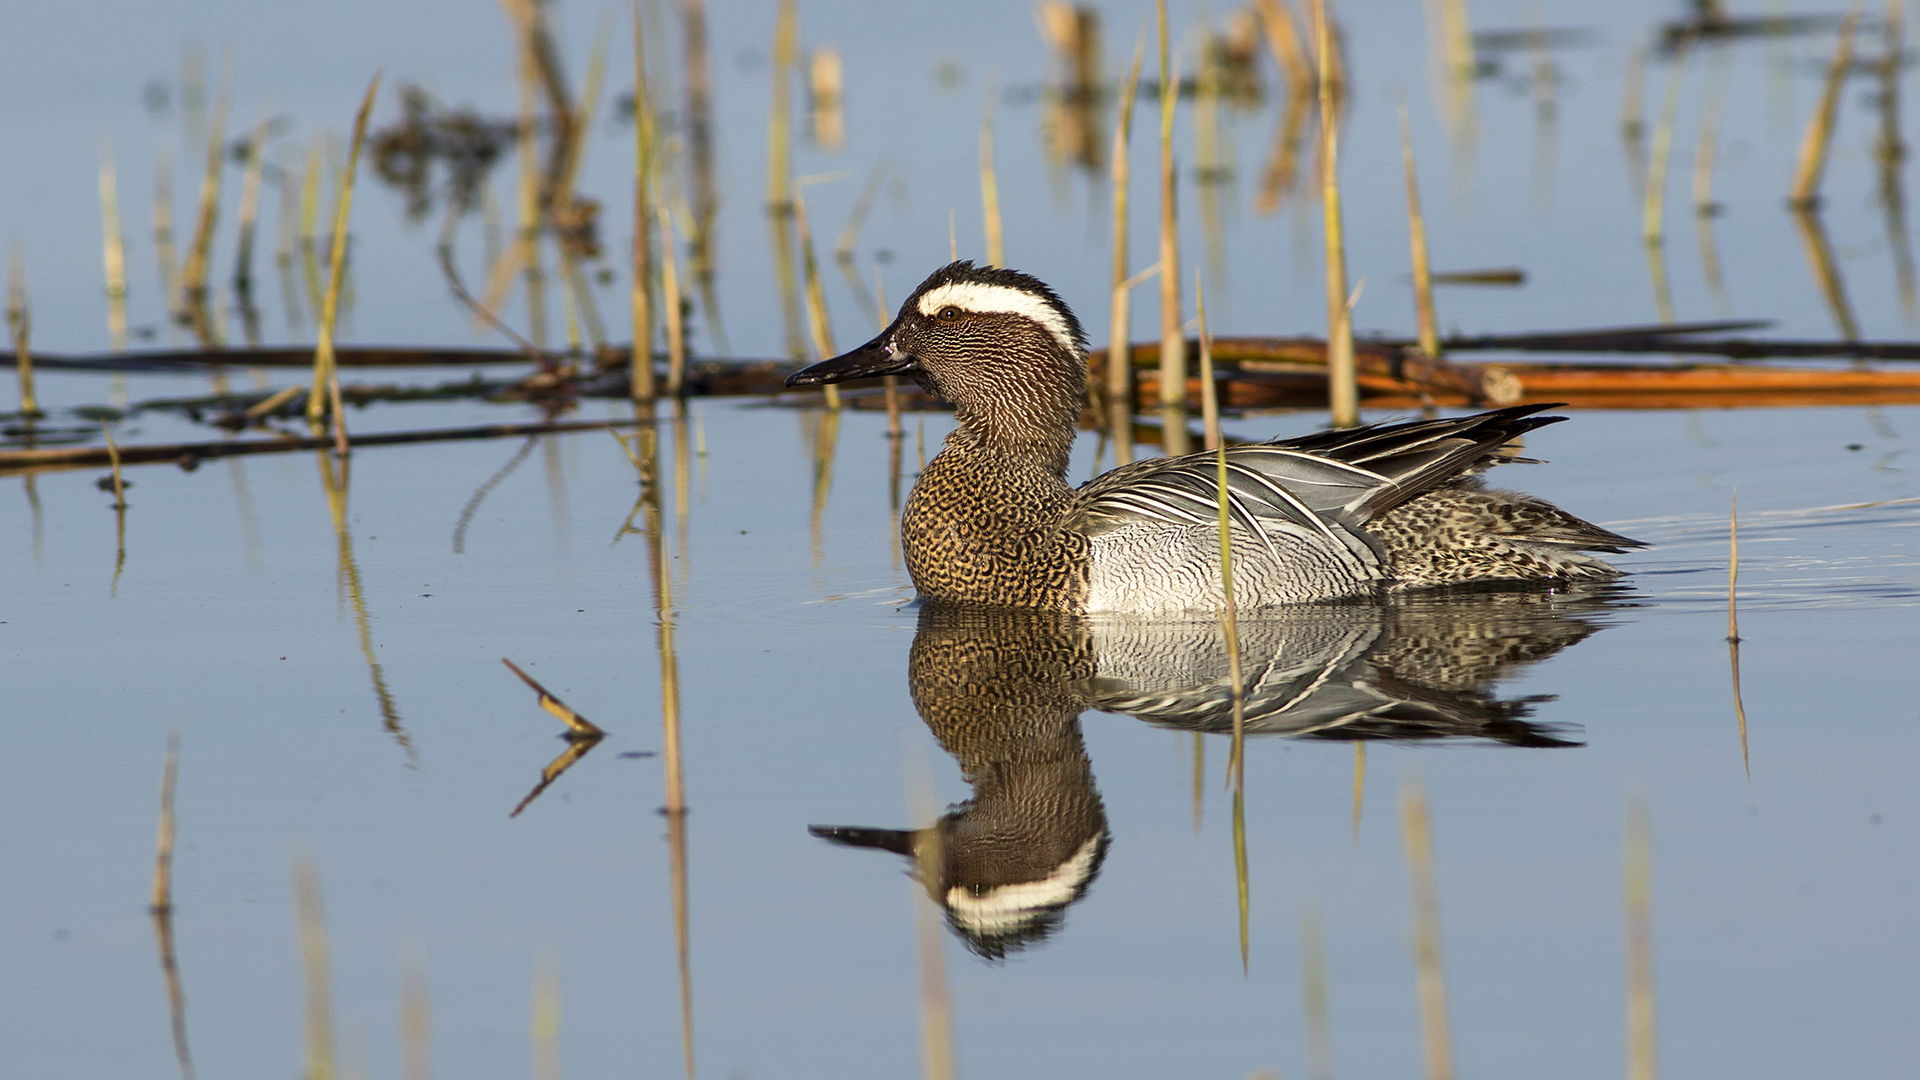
(1790, 10, 1862, 209)
(793, 179, 841, 408)
(1624, 792, 1657, 1080)
(981, 85, 1004, 266)
(1399, 101, 1440, 359)
(631, 0, 656, 401)
(291, 854, 335, 1080)
(1156, 0, 1189, 455)
(659, 205, 686, 396)
(1311, 0, 1357, 426)
(308, 72, 383, 452)
(100, 142, 129, 351)
(6, 242, 35, 416)
(1109, 32, 1147, 467)
(1401, 776, 1454, 1080)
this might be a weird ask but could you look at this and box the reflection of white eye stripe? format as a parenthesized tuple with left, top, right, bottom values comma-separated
(916, 282, 1080, 356)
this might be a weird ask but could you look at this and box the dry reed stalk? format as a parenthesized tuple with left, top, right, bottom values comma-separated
(1727, 493, 1750, 777)
(981, 86, 1004, 266)
(1232, 777, 1250, 974)
(793, 180, 842, 409)
(1399, 102, 1440, 359)
(1194, 36, 1227, 291)
(1301, 904, 1333, 1080)
(103, 424, 127, 509)
(630, 0, 656, 401)
(1400, 776, 1455, 1080)
(291, 854, 335, 1080)
(1790, 9, 1862, 208)
(1693, 50, 1731, 311)
(682, 0, 723, 355)
(179, 75, 230, 345)
(400, 942, 431, 1080)
(768, 0, 798, 212)
(299, 138, 327, 322)
(6, 242, 35, 415)
(150, 732, 194, 1080)
(155, 148, 179, 324)
(100, 142, 128, 350)
(274, 150, 305, 336)
(1425, 0, 1476, 165)
(645, 463, 695, 1080)
(1624, 792, 1657, 1080)
(307, 73, 383, 457)
(1311, 0, 1357, 426)
(1254, 0, 1313, 92)
(658, 205, 687, 396)
(1643, 45, 1688, 245)
(555, 18, 613, 352)
(501, 657, 606, 736)
(906, 748, 956, 1080)
(1208, 278, 1251, 970)
(233, 113, 271, 346)
(1879, 0, 1918, 323)
(1156, 0, 1190, 455)
(1108, 33, 1147, 466)
(948, 210, 957, 261)
(532, 952, 560, 1080)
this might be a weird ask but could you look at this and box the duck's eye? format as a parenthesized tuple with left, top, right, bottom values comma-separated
(937, 305, 962, 322)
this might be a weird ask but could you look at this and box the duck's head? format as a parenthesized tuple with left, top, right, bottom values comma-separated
(785, 261, 1089, 441)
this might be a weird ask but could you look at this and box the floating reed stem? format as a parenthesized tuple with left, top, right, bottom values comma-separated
(100, 142, 128, 350)
(1624, 792, 1657, 1080)
(1156, 0, 1189, 456)
(630, 0, 656, 402)
(1108, 32, 1147, 466)
(6, 242, 35, 416)
(1301, 904, 1333, 1080)
(793, 179, 841, 409)
(1399, 101, 1440, 359)
(1790, 10, 1862, 209)
(150, 732, 194, 1080)
(308, 72, 383, 455)
(981, 86, 1004, 266)
(291, 853, 335, 1080)
(1311, 0, 1357, 426)
(1400, 776, 1454, 1080)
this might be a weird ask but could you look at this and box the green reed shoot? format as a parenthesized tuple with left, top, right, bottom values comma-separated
(1791, 9, 1862, 209)
(1311, 0, 1357, 426)
(308, 71, 383, 453)
(981, 84, 1004, 266)
(1401, 775, 1455, 1080)
(1156, 0, 1189, 455)
(1109, 31, 1147, 467)
(1399, 100, 1441, 359)
(100, 142, 129, 350)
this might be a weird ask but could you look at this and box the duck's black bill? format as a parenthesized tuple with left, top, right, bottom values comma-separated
(807, 824, 918, 855)
(784, 334, 913, 387)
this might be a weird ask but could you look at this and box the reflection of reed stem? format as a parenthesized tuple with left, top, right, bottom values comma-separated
(1109, 34, 1147, 467)
(1156, 0, 1189, 456)
(1877, 0, 1917, 323)
(100, 142, 128, 351)
(906, 750, 955, 1080)
(981, 86, 1004, 266)
(1401, 776, 1454, 1080)
(1727, 493, 1750, 778)
(1351, 742, 1365, 842)
(400, 942, 430, 1080)
(1624, 792, 1657, 1080)
(150, 733, 195, 1080)
(291, 854, 335, 1080)
(6, 243, 36, 416)
(1789, 205, 1861, 341)
(1301, 903, 1333, 1080)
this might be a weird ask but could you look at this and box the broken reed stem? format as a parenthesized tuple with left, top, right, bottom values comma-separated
(1399, 101, 1440, 359)
(1624, 792, 1657, 1080)
(150, 731, 195, 1080)
(1312, 0, 1357, 427)
(6, 242, 34, 415)
(1791, 10, 1862, 208)
(1301, 904, 1334, 1080)
(981, 85, 1004, 266)
(291, 854, 335, 1080)
(1109, 32, 1147, 468)
(793, 180, 841, 409)
(100, 141, 129, 351)
(631, 0, 656, 402)
(658, 205, 686, 396)
(1156, 0, 1189, 456)
(1400, 777, 1455, 1080)
(307, 72, 383, 454)
(500, 657, 605, 736)
(531, 952, 560, 1080)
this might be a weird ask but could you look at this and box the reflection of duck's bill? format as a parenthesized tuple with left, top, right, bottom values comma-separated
(944, 832, 1107, 938)
(807, 824, 917, 856)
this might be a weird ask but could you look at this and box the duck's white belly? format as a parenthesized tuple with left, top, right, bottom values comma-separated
(1083, 524, 1383, 615)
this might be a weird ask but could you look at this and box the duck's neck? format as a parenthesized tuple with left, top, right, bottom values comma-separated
(948, 366, 1084, 478)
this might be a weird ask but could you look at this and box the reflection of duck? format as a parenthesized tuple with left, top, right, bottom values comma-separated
(810, 587, 1623, 956)
(785, 262, 1643, 614)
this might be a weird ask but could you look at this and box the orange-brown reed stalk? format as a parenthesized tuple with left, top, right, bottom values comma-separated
(1401, 775, 1455, 1080)
(100, 141, 129, 350)
(1108, 32, 1147, 466)
(1156, 0, 1189, 455)
(1310, 0, 1357, 426)
(1790, 9, 1862, 209)
(307, 72, 383, 458)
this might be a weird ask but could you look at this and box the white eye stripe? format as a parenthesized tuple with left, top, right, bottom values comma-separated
(915, 282, 1080, 355)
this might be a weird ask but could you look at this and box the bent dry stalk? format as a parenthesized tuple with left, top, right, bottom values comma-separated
(308, 71, 384, 454)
